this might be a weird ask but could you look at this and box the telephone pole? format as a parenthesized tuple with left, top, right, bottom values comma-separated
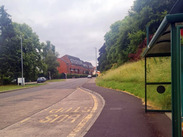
(20, 36, 24, 86)
(95, 47, 97, 76)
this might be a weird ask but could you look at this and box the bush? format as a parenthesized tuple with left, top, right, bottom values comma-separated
(2, 77, 12, 85)
(67, 74, 88, 78)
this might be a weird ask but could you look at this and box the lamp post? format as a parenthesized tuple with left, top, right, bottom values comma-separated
(20, 36, 24, 86)
(95, 47, 97, 76)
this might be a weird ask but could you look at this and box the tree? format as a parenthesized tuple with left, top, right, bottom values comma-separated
(98, 0, 176, 72)
(0, 6, 60, 84)
(42, 41, 59, 79)
(127, 30, 146, 54)
(0, 6, 16, 84)
(98, 43, 110, 72)
(13, 23, 44, 81)
(45, 51, 59, 79)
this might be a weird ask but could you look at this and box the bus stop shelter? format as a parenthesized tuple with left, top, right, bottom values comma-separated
(143, 0, 183, 136)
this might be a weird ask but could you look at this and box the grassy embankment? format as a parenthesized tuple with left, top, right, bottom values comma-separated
(96, 57, 171, 110)
(0, 79, 65, 93)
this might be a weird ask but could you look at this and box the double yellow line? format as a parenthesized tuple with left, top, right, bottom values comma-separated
(67, 88, 98, 137)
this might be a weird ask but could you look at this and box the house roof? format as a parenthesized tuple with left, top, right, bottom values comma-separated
(84, 62, 93, 69)
(66, 55, 80, 61)
(61, 58, 69, 64)
(60, 55, 94, 68)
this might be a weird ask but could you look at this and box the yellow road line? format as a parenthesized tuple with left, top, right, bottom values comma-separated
(67, 88, 98, 137)
(20, 118, 30, 123)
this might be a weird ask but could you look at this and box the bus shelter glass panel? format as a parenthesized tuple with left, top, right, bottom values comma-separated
(145, 57, 171, 112)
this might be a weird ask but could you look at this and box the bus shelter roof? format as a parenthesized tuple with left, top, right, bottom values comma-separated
(143, 0, 183, 57)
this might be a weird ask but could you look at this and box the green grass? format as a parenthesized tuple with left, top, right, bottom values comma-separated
(0, 83, 45, 93)
(97, 57, 171, 110)
(0, 79, 65, 93)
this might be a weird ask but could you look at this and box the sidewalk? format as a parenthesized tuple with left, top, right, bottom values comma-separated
(83, 79, 172, 137)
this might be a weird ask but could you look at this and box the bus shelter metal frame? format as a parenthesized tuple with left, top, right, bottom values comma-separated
(143, 13, 183, 137)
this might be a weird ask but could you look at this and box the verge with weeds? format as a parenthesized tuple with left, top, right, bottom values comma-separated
(96, 57, 171, 110)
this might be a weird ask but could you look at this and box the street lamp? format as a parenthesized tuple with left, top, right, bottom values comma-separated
(20, 36, 24, 86)
(95, 47, 97, 76)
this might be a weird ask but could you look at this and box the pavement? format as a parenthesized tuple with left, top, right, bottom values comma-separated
(83, 78, 172, 137)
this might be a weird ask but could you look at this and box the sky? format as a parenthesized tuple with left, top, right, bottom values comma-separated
(1, 0, 134, 66)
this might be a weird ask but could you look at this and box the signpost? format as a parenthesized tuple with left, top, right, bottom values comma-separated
(18, 78, 25, 85)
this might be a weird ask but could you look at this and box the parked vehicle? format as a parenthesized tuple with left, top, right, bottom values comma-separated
(37, 77, 46, 83)
(87, 75, 92, 78)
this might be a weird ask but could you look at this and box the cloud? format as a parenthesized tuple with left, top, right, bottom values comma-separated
(1, 0, 134, 65)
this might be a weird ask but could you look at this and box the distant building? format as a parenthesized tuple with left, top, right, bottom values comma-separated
(57, 55, 94, 75)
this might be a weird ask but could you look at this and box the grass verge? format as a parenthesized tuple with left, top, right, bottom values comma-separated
(0, 79, 65, 93)
(96, 57, 171, 110)
(0, 83, 46, 93)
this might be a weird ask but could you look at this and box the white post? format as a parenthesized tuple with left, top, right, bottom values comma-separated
(65, 73, 67, 79)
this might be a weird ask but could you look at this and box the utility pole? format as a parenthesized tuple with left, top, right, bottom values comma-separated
(95, 47, 97, 76)
(20, 36, 24, 86)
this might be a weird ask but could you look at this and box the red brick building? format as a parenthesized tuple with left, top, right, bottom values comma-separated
(57, 55, 94, 75)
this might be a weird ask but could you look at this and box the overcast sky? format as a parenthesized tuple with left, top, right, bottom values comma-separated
(1, 0, 134, 66)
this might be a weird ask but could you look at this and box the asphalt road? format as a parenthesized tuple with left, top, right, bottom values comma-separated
(0, 78, 104, 137)
(0, 78, 86, 129)
(0, 78, 172, 137)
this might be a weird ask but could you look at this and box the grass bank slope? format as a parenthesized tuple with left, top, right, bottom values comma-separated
(96, 57, 171, 110)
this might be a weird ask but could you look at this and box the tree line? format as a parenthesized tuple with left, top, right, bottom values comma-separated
(0, 6, 59, 84)
(98, 0, 176, 72)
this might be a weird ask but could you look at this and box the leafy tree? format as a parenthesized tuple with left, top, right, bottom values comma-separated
(42, 41, 59, 79)
(127, 30, 146, 54)
(98, 0, 176, 72)
(42, 41, 56, 57)
(13, 23, 44, 81)
(98, 43, 110, 72)
(0, 6, 16, 84)
(45, 50, 59, 79)
(0, 6, 61, 84)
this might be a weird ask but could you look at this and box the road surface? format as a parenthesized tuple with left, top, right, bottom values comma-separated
(0, 78, 172, 137)
(0, 78, 104, 137)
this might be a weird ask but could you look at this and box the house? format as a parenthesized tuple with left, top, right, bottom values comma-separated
(57, 55, 94, 75)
